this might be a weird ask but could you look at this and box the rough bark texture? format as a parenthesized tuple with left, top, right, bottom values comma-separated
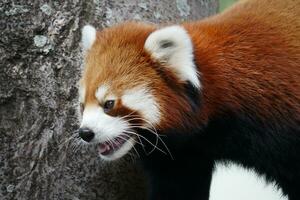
(0, 0, 218, 199)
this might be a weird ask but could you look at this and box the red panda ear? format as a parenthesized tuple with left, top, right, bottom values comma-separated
(81, 25, 97, 53)
(144, 26, 200, 89)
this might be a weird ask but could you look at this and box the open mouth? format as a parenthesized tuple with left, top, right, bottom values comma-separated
(98, 134, 132, 156)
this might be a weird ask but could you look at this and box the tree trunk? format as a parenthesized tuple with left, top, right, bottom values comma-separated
(0, 0, 218, 199)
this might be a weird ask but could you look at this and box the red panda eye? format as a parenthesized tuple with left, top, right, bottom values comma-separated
(103, 100, 115, 112)
(80, 103, 84, 114)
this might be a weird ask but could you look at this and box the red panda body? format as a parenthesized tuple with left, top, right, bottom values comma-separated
(79, 0, 300, 199)
(184, 0, 300, 128)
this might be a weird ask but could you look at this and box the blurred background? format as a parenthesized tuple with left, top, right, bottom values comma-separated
(220, 0, 236, 11)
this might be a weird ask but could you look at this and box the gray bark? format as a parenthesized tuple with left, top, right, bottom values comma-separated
(0, 0, 218, 199)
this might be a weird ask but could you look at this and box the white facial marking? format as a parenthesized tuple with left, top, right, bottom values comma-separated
(122, 87, 160, 126)
(81, 106, 128, 142)
(145, 25, 200, 88)
(81, 25, 96, 52)
(79, 84, 85, 103)
(80, 106, 135, 160)
(210, 162, 287, 200)
(95, 85, 109, 102)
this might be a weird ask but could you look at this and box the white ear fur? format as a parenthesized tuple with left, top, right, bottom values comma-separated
(144, 25, 200, 88)
(81, 25, 96, 52)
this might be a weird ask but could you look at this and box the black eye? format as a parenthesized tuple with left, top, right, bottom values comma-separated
(80, 103, 84, 114)
(103, 100, 115, 112)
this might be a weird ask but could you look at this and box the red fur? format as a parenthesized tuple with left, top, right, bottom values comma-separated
(82, 0, 300, 131)
(183, 0, 300, 126)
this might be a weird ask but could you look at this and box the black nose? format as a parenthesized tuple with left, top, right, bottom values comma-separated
(79, 128, 95, 142)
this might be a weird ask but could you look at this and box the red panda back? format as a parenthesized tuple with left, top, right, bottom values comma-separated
(183, 0, 300, 124)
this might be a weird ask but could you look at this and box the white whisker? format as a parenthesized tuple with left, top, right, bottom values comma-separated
(117, 135, 140, 158)
(58, 134, 78, 150)
(125, 117, 173, 159)
(124, 130, 168, 156)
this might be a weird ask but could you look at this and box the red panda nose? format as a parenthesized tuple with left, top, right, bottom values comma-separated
(79, 127, 95, 142)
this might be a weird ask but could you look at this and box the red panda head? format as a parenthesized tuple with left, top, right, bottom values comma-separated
(78, 22, 200, 160)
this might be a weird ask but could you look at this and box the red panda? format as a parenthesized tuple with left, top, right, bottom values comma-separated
(78, 0, 300, 199)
